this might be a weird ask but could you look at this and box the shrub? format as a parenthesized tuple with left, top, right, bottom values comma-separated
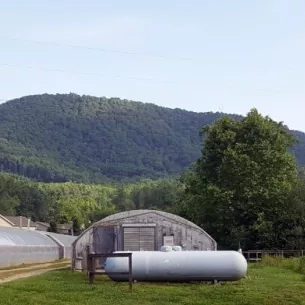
(260, 255, 305, 274)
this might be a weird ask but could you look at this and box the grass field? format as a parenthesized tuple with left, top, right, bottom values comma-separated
(1, 258, 305, 305)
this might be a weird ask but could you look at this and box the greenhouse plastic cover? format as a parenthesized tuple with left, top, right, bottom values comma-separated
(39, 231, 77, 246)
(0, 227, 59, 246)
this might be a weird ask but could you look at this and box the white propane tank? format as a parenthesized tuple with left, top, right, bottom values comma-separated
(160, 246, 173, 252)
(172, 246, 182, 251)
(105, 251, 247, 282)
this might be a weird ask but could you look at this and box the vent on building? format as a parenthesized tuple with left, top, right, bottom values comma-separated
(123, 225, 155, 251)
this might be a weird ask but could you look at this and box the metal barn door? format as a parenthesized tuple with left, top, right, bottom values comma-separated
(92, 226, 116, 268)
(139, 227, 155, 250)
(123, 226, 155, 251)
(92, 226, 116, 254)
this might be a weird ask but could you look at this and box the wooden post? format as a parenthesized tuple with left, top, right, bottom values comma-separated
(86, 245, 91, 277)
(128, 253, 133, 292)
(89, 271, 94, 284)
(87, 253, 133, 290)
(92, 256, 96, 283)
(89, 256, 96, 284)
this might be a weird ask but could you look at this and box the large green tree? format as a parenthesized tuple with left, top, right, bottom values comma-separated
(176, 109, 300, 250)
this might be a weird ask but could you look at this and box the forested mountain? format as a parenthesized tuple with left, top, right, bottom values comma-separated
(0, 93, 305, 182)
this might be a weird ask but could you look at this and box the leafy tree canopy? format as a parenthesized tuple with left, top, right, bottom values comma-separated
(0, 172, 181, 229)
(176, 109, 304, 250)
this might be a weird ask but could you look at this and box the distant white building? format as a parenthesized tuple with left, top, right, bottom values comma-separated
(0, 214, 36, 230)
(0, 214, 15, 228)
(0, 214, 75, 236)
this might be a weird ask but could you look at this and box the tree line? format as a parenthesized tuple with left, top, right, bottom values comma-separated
(0, 173, 182, 234)
(1, 108, 305, 250)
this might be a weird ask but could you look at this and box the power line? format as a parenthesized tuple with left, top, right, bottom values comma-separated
(0, 36, 303, 72)
(0, 63, 173, 83)
(1, 36, 303, 76)
(0, 36, 192, 61)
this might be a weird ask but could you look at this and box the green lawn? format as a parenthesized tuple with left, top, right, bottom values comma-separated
(0, 265, 305, 305)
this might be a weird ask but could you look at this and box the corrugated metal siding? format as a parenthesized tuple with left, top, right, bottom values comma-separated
(123, 227, 155, 251)
(71, 210, 217, 270)
(123, 227, 140, 251)
(139, 227, 155, 251)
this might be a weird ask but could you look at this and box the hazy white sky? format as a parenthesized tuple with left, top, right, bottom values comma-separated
(0, 0, 304, 130)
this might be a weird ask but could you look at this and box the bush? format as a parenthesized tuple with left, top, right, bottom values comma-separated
(260, 255, 305, 274)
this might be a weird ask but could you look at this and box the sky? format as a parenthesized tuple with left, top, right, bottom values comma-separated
(0, 0, 304, 130)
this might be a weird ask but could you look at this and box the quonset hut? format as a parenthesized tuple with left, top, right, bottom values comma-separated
(71, 209, 217, 270)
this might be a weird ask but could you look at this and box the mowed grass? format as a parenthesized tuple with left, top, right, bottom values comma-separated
(1, 261, 305, 305)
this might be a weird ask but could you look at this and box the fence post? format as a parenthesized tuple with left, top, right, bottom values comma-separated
(128, 253, 133, 292)
(86, 246, 91, 277)
(89, 256, 96, 284)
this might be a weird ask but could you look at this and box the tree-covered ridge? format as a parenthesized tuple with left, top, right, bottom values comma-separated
(0, 93, 305, 182)
(0, 93, 239, 182)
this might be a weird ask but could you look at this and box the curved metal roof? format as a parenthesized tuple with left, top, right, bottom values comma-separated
(100, 210, 203, 230)
(72, 209, 216, 247)
(0, 227, 58, 246)
(39, 231, 77, 246)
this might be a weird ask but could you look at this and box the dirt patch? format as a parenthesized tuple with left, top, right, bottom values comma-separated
(0, 260, 69, 273)
(0, 266, 69, 284)
(0, 261, 70, 284)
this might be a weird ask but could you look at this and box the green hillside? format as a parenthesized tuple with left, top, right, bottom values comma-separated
(0, 93, 304, 182)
